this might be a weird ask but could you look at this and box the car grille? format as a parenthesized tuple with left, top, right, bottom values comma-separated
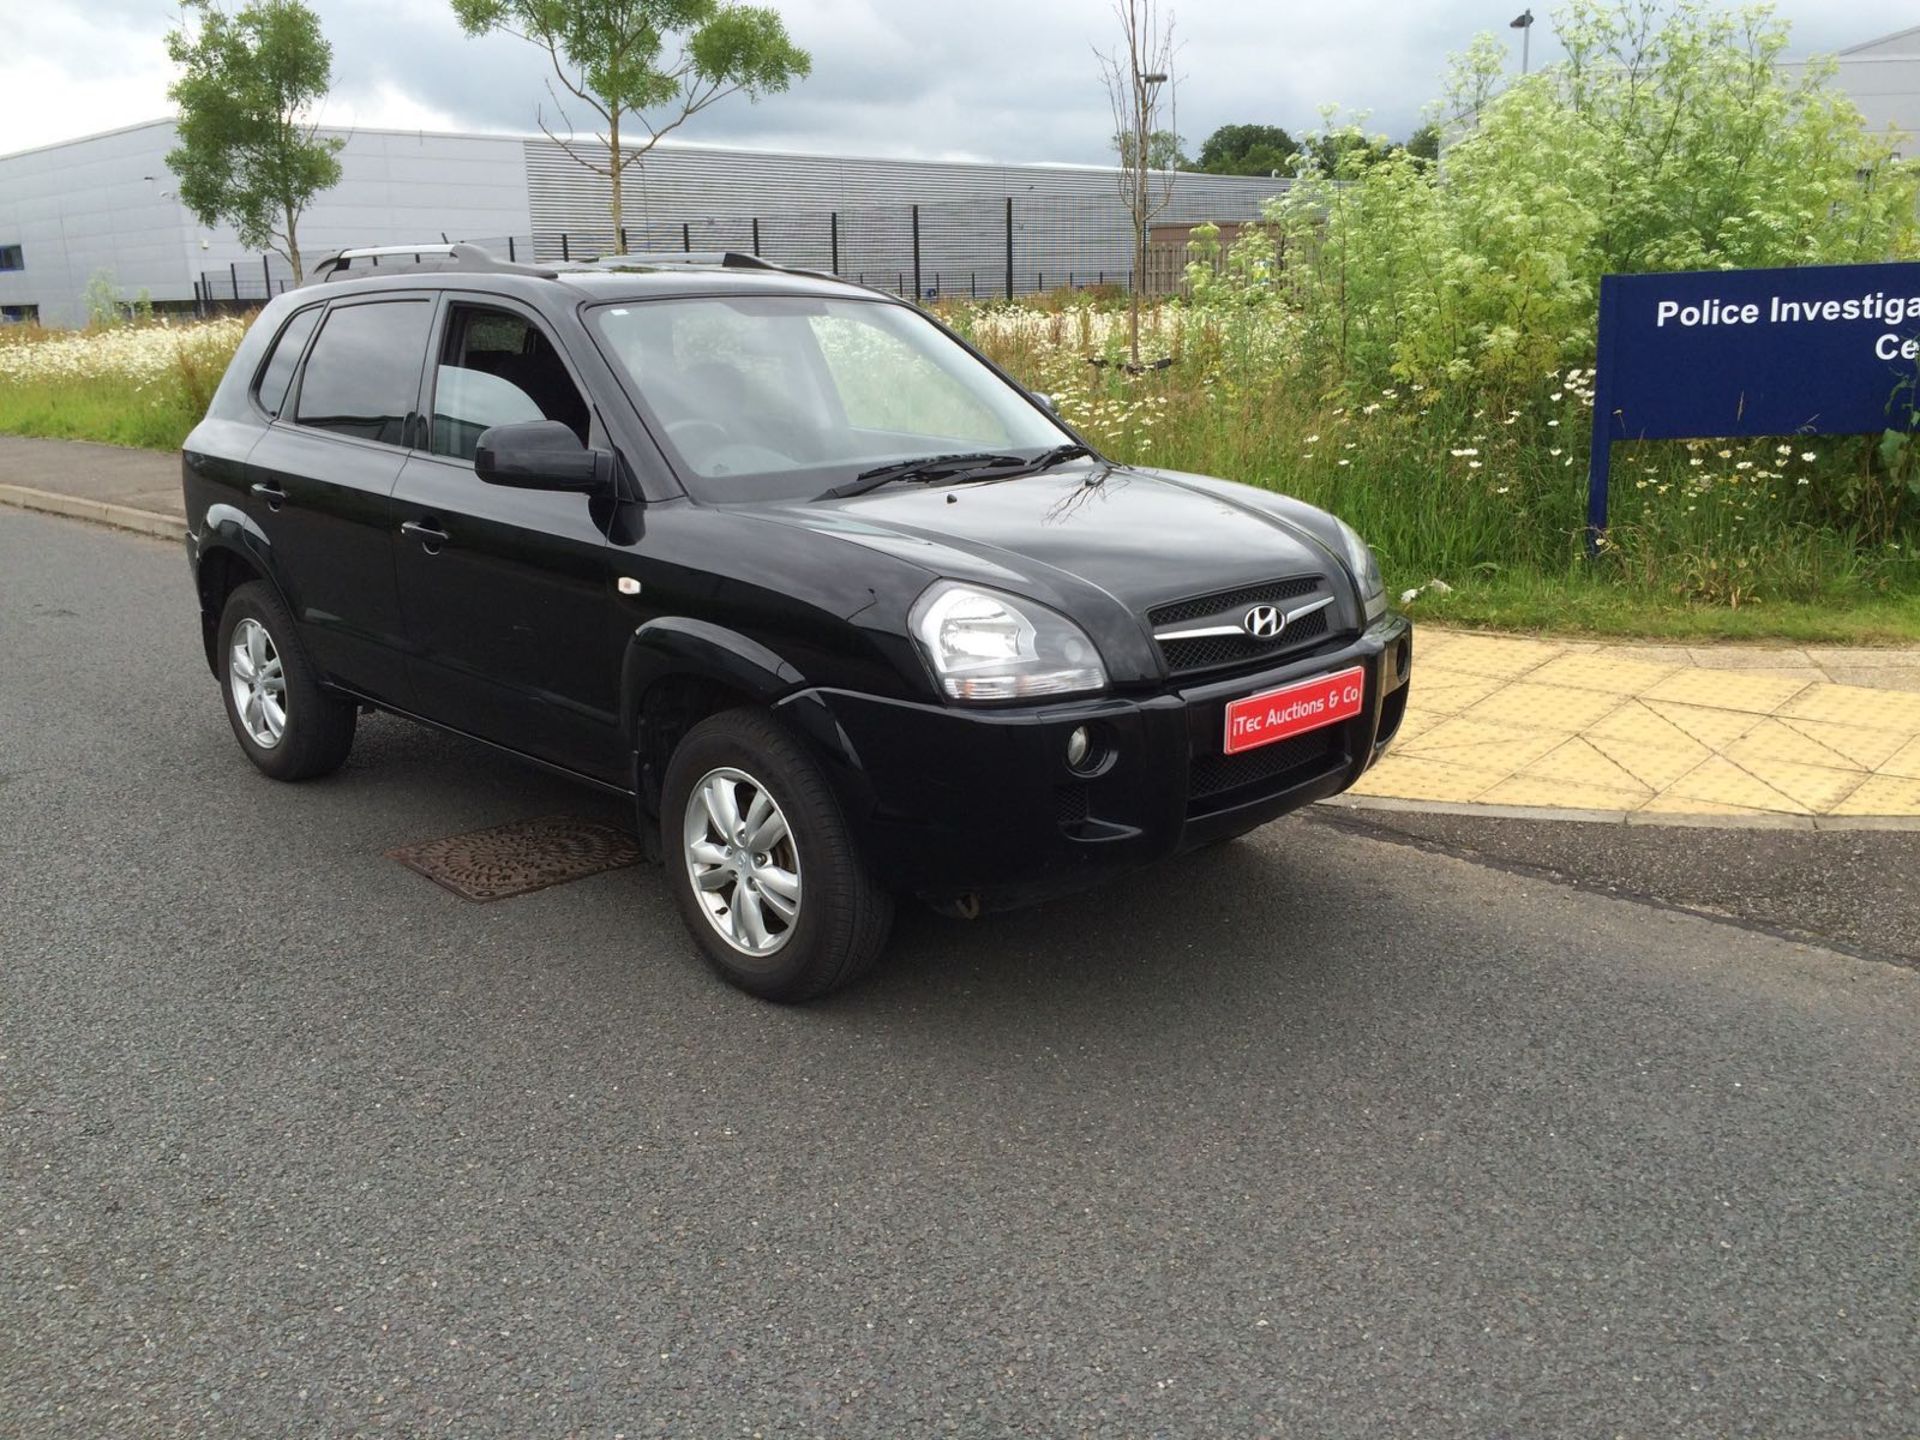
(1187, 725, 1348, 816)
(1148, 576, 1322, 629)
(1148, 576, 1334, 678)
(1158, 607, 1331, 673)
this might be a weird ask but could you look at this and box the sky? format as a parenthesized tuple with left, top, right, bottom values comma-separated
(7, 0, 1918, 165)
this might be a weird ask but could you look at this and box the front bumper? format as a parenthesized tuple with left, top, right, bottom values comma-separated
(778, 614, 1412, 910)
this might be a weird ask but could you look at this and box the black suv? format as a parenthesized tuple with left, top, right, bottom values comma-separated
(183, 244, 1412, 999)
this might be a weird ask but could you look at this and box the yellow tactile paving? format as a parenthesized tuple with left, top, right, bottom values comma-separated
(1401, 716, 1567, 771)
(1517, 737, 1654, 796)
(1634, 793, 1779, 817)
(1828, 774, 1920, 815)
(1776, 682, 1920, 734)
(1661, 756, 1805, 813)
(1587, 737, 1709, 791)
(1778, 717, 1913, 771)
(1339, 630, 1920, 820)
(1408, 667, 1508, 715)
(1525, 653, 1680, 695)
(1724, 719, 1867, 773)
(1641, 701, 1768, 752)
(1460, 681, 1628, 732)
(1348, 755, 1504, 803)
(1423, 635, 1564, 679)
(1639, 668, 1813, 714)
(1884, 737, 1920, 780)
(1588, 699, 1711, 752)
(1736, 758, 1869, 813)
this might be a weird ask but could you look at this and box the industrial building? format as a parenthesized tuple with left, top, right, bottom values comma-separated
(0, 120, 1285, 326)
(9, 24, 1919, 328)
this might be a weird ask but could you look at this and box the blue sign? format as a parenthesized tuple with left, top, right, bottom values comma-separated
(1587, 260, 1920, 545)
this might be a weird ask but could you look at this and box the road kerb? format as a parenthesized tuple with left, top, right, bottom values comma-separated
(1317, 794, 1920, 831)
(0, 484, 185, 541)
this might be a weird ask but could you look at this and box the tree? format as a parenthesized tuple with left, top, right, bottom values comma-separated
(454, 0, 810, 254)
(1263, 0, 1918, 393)
(1195, 123, 1298, 177)
(1094, 0, 1177, 364)
(1302, 127, 1392, 175)
(1404, 122, 1442, 165)
(1114, 129, 1187, 172)
(165, 0, 343, 283)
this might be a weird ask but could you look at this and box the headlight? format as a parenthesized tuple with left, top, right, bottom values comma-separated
(909, 582, 1108, 702)
(1335, 519, 1387, 623)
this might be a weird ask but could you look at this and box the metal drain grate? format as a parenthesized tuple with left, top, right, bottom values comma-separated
(388, 814, 645, 902)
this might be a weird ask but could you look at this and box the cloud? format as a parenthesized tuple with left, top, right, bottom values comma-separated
(7, 0, 1917, 163)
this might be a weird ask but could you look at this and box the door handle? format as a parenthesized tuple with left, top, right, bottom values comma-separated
(250, 481, 286, 510)
(401, 520, 449, 552)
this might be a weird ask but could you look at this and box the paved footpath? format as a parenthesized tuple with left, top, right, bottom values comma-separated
(6, 433, 1919, 821)
(1353, 631, 1920, 823)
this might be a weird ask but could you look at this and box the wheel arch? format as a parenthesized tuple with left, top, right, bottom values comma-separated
(621, 618, 868, 823)
(193, 506, 289, 676)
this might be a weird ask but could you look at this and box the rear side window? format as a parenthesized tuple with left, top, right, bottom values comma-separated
(253, 307, 321, 418)
(294, 300, 432, 446)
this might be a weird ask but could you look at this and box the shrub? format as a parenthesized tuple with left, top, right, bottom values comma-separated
(1267, 0, 1920, 398)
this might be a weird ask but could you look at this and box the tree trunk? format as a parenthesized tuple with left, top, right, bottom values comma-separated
(608, 111, 625, 256)
(286, 203, 303, 284)
(1130, 112, 1146, 365)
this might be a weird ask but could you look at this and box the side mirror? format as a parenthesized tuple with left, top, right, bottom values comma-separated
(473, 420, 611, 493)
(1032, 392, 1058, 413)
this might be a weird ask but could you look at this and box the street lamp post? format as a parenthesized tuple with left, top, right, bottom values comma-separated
(1510, 9, 1535, 75)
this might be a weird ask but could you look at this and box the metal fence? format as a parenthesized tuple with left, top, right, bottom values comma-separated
(196, 192, 1278, 313)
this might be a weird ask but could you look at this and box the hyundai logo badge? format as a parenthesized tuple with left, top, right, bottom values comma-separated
(1243, 604, 1284, 638)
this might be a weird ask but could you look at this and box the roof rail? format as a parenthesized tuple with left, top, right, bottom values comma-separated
(306, 242, 558, 285)
(576, 251, 783, 272)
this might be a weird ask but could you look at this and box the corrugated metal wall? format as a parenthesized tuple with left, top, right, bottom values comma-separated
(524, 139, 1289, 296)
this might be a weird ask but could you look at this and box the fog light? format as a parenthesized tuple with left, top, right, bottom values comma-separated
(1065, 726, 1091, 768)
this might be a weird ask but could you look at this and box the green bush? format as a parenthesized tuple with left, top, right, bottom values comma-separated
(1267, 0, 1920, 395)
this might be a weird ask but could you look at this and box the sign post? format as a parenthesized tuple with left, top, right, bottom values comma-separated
(1587, 260, 1920, 553)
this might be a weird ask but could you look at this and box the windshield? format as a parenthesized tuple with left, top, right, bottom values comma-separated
(588, 294, 1072, 501)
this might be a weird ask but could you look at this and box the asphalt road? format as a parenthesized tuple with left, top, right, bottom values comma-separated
(3, 507, 1916, 1439)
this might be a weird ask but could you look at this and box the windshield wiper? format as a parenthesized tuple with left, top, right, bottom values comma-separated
(812, 444, 1099, 502)
(813, 452, 1029, 501)
(1021, 443, 1095, 472)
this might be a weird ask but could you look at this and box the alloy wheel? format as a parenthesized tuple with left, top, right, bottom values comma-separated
(228, 617, 288, 749)
(682, 766, 802, 957)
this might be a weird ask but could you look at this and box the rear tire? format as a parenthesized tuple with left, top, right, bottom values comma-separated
(662, 707, 892, 1001)
(216, 581, 356, 781)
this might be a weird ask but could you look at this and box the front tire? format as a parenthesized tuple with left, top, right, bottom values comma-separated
(216, 581, 356, 781)
(662, 708, 893, 1001)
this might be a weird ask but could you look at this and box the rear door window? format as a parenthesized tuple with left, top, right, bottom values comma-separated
(294, 300, 432, 446)
(254, 306, 322, 418)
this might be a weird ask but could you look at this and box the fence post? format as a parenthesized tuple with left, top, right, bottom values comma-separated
(508, 236, 516, 262)
(561, 233, 571, 261)
(262, 255, 271, 297)
(752, 217, 761, 256)
(230, 262, 239, 300)
(830, 212, 839, 275)
(1004, 197, 1014, 301)
(911, 204, 921, 303)
(620, 225, 628, 253)
(682, 222, 691, 251)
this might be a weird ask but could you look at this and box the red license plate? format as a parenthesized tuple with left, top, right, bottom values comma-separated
(1223, 666, 1366, 755)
